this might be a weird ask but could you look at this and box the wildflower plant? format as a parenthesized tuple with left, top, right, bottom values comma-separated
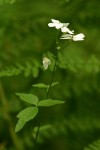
(15, 19, 85, 147)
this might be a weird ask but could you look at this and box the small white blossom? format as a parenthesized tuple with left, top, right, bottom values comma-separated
(60, 33, 85, 41)
(48, 19, 63, 29)
(72, 33, 85, 41)
(43, 57, 51, 70)
(48, 19, 85, 41)
(61, 27, 74, 34)
(48, 19, 71, 33)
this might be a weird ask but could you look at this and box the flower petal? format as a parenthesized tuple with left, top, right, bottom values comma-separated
(73, 33, 85, 41)
(56, 23, 63, 29)
(43, 57, 51, 70)
(62, 23, 69, 27)
(60, 34, 72, 39)
(61, 27, 74, 34)
(51, 19, 59, 23)
(48, 23, 56, 27)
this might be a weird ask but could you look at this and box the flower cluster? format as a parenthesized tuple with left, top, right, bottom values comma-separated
(48, 19, 85, 41)
(48, 19, 74, 35)
(43, 19, 85, 70)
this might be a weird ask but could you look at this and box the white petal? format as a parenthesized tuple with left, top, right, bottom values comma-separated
(66, 28, 74, 34)
(43, 57, 51, 70)
(60, 34, 72, 39)
(43, 63, 49, 69)
(48, 19, 63, 29)
(48, 23, 55, 27)
(73, 33, 85, 41)
(61, 27, 74, 34)
(56, 23, 63, 29)
(62, 23, 69, 27)
(51, 19, 59, 23)
(61, 27, 68, 32)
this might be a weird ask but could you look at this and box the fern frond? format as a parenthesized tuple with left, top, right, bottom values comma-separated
(33, 122, 67, 144)
(0, 60, 40, 77)
(58, 49, 100, 74)
(32, 116, 100, 144)
(84, 139, 100, 150)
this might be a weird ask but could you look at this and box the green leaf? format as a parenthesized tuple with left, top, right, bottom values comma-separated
(16, 93, 39, 105)
(32, 83, 48, 88)
(15, 119, 26, 133)
(32, 82, 59, 89)
(38, 99, 65, 107)
(51, 82, 59, 87)
(15, 107, 39, 132)
(46, 82, 59, 92)
(17, 107, 39, 121)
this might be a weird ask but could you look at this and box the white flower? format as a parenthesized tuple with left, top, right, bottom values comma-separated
(72, 33, 85, 41)
(48, 19, 71, 32)
(48, 19, 63, 29)
(61, 27, 74, 34)
(48, 19, 85, 41)
(43, 57, 51, 70)
(60, 33, 85, 41)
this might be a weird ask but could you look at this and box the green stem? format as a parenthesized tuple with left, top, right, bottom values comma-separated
(33, 57, 57, 149)
(33, 119, 41, 149)
(46, 56, 57, 99)
(61, 40, 72, 52)
(34, 31, 70, 149)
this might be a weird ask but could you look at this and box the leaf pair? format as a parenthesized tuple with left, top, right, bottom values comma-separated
(32, 82, 59, 89)
(15, 93, 65, 132)
(16, 93, 64, 107)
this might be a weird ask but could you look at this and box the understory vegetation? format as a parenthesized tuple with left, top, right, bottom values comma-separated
(0, 0, 100, 150)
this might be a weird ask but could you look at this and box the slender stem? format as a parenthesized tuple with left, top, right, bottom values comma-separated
(33, 57, 57, 149)
(33, 119, 41, 149)
(34, 31, 70, 149)
(61, 40, 72, 52)
(46, 57, 57, 99)
(56, 30, 59, 44)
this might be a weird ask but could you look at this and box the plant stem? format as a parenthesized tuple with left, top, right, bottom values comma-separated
(61, 40, 72, 52)
(33, 56, 57, 149)
(46, 56, 57, 99)
(34, 31, 70, 149)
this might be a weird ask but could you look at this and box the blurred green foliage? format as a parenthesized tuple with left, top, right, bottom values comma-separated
(0, 0, 100, 150)
(0, 0, 15, 5)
